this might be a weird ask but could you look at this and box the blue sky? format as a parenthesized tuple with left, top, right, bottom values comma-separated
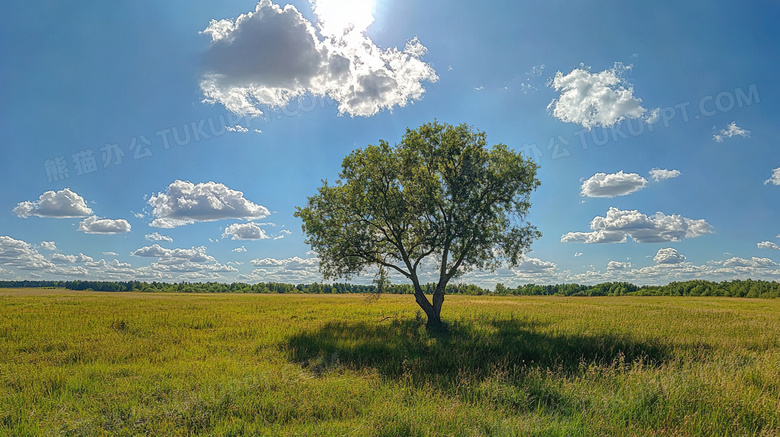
(1, 0, 779, 286)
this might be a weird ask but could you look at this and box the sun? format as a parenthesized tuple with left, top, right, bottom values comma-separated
(312, 0, 376, 34)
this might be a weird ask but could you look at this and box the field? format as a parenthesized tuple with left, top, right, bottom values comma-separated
(1, 288, 779, 436)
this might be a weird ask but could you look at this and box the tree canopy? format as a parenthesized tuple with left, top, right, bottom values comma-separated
(294, 121, 541, 328)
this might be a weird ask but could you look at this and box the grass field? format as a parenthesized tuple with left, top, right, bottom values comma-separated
(1, 288, 778, 436)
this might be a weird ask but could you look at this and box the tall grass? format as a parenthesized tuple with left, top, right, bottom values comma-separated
(0, 289, 778, 435)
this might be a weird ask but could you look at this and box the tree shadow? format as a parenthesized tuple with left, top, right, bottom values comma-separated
(285, 316, 687, 385)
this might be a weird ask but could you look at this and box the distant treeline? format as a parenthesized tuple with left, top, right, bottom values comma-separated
(1, 279, 779, 298)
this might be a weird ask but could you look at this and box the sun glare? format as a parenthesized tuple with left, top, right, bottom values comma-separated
(313, 0, 376, 34)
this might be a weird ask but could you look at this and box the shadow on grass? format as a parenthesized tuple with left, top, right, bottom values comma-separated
(286, 316, 684, 384)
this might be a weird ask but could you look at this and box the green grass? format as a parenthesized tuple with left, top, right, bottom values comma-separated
(1, 288, 778, 436)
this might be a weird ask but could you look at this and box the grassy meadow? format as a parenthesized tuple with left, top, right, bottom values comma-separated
(0, 288, 779, 436)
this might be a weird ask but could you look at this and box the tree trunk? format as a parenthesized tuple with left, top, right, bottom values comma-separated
(425, 306, 443, 330)
(412, 278, 447, 331)
(423, 283, 446, 331)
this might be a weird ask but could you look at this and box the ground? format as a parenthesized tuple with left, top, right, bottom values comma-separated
(1, 288, 778, 435)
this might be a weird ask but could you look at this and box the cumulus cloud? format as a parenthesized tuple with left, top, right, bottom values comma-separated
(232, 246, 247, 253)
(145, 232, 173, 243)
(200, 0, 437, 117)
(714, 257, 777, 269)
(131, 244, 215, 264)
(223, 222, 270, 240)
(561, 207, 713, 244)
(78, 216, 131, 234)
(512, 257, 557, 274)
(251, 256, 319, 269)
(713, 122, 750, 142)
(240, 256, 322, 283)
(649, 168, 681, 182)
(52, 253, 94, 264)
(580, 171, 647, 197)
(547, 63, 651, 129)
(13, 188, 93, 218)
(758, 241, 780, 250)
(40, 241, 57, 251)
(103, 251, 119, 257)
(0, 236, 53, 270)
(607, 261, 632, 270)
(653, 248, 686, 264)
(764, 168, 780, 186)
(148, 180, 269, 228)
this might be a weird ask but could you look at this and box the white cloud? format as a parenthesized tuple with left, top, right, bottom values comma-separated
(103, 251, 119, 257)
(148, 261, 237, 274)
(13, 188, 93, 218)
(52, 253, 94, 264)
(40, 241, 57, 251)
(251, 256, 319, 269)
(649, 168, 681, 182)
(226, 125, 249, 133)
(758, 241, 780, 250)
(512, 257, 557, 274)
(131, 244, 215, 264)
(713, 122, 750, 142)
(562, 207, 713, 244)
(148, 180, 269, 228)
(200, 0, 437, 117)
(561, 230, 627, 244)
(607, 261, 632, 270)
(273, 229, 292, 240)
(714, 257, 777, 269)
(653, 248, 686, 265)
(580, 171, 647, 197)
(764, 168, 780, 186)
(78, 216, 131, 234)
(240, 256, 322, 283)
(574, 252, 583, 257)
(547, 63, 651, 129)
(232, 246, 247, 253)
(0, 236, 53, 270)
(145, 232, 173, 243)
(223, 222, 270, 240)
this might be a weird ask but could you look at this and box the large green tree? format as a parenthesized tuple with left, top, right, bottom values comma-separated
(294, 121, 541, 329)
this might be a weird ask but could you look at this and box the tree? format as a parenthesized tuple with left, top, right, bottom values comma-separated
(294, 121, 541, 329)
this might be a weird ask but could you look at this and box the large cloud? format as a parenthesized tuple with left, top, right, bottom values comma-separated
(548, 63, 651, 129)
(0, 236, 53, 270)
(562, 207, 713, 244)
(713, 257, 777, 269)
(223, 222, 270, 240)
(653, 248, 686, 265)
(200, 0, 437, 117)
(78, 216, 131, 234)
(52, 253, 94, 264)
(607, 261, 632, 270)
(148, 180, 269, 228)
(131, 244, 215, 264)
(511, 257, 557, 274)
(758, 241, 780, 250)
(13, 188, 93, 218)
(241, 256, 322, 283)
(581, 171, 647, 197)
